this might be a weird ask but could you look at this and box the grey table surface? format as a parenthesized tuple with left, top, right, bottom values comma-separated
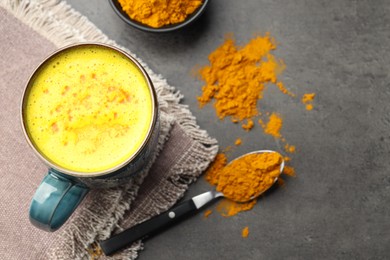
(67, 0, 390, 259)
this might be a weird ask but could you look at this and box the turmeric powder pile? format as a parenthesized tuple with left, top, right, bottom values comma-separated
(198, 34, 284, 124)
(117, 0, 203, 28)
(196, 33, 315, 154)
(205, 152, 283, 216)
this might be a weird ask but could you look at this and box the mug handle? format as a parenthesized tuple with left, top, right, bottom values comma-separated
(29, 169, 89, 232)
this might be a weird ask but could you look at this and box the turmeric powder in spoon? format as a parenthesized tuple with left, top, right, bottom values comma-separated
(117, 0, 203, 28)
(215, 151, 283, 203)
(205, 151, 284, 216)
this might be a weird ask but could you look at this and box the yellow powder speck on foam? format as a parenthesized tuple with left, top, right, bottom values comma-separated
(24, 46, 153, 173)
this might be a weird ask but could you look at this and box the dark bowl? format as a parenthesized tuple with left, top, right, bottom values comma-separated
(109, 0, 209, 33)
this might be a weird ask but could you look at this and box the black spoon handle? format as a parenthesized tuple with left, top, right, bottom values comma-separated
(99, 199, 198, 256)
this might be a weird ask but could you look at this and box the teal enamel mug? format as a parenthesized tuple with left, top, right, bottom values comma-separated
(21, 43, 159, 231)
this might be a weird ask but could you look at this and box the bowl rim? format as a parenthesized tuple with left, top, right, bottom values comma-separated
(109, 0, 209, 32)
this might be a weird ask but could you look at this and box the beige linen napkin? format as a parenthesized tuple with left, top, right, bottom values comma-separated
(0, 0, 218, 259)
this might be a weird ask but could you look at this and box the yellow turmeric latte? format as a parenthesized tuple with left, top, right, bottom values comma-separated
(23, 45, 153, 173)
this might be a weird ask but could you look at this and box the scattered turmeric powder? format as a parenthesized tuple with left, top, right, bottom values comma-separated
(117, 0, 203, 28)
(234, 138, 242, 146)
(223, 146, 233, 154)
(283, 166, 296, 177)
(242, 226, 249, 238)
(196, 32, 318, 183)
(203, 209, 212, 218)
(284, 144, 296, 153)
(258, 113, 296, 154)
(259, 112, 283, 138)
(276, 81, 295, 97)
(197, 34, 288, 130)
(216, 198, 257, 217)
(276, 178, 285, 187)
(242, 119, 254, 131)
(302, 93, 315, 111)
(196, 33, 312, 156)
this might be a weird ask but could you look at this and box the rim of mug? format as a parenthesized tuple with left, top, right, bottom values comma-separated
(20, 42, 159, 178)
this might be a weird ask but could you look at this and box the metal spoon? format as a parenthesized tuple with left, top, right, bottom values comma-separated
(99, 150, 284, 256)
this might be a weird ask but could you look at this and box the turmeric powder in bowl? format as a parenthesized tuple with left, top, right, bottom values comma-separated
(110, 0, 208, 32)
